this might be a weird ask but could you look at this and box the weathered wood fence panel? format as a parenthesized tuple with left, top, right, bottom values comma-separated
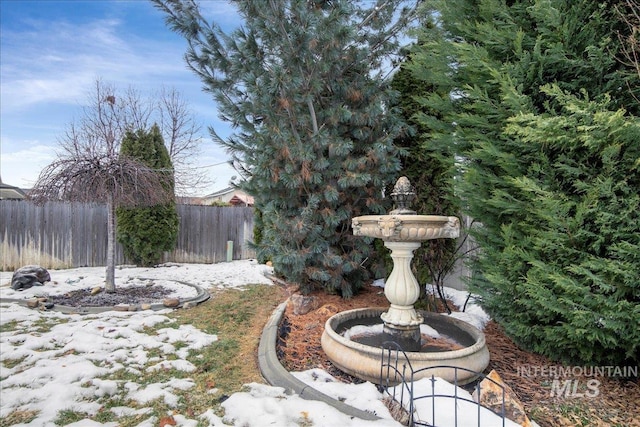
(171, 204, 256, 263)
(0, 200, 255, 271)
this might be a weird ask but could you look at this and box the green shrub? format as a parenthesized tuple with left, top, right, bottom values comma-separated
(117, 125, 179, 266)
(472, 87, 640, 365)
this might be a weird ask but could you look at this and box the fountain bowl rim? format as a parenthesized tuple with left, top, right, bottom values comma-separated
(323, 307, 487, 360)
(352, 214, 458, 223)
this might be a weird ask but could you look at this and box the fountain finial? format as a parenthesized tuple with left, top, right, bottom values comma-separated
(389, 176, 417, 215)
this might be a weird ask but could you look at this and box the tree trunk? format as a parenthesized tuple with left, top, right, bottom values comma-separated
(105, 197, 116, 292)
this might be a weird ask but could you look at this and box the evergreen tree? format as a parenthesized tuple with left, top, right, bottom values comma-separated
(154, 0, 418, 296)
(498, 86, 640, 365)
(409, 0, 640, 364)
(390, 59, 460, 308)
(117, 124, 179, 266)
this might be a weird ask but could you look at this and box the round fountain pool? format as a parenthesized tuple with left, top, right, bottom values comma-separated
(321, 307, 489, 385)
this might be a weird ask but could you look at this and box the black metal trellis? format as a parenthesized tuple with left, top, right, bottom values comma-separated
(378, 341, 508, 427)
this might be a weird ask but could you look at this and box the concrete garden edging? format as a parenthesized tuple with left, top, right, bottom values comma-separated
(257, 299, 381, 421)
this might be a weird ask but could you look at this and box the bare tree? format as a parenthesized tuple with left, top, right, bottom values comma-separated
(65, 78, 208, 194)
(155, 86, 209, 194)
(122, 84, 209, 194)
(29, 79, 174, 292)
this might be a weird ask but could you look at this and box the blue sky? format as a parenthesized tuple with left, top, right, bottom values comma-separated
(0, 0, 241, 195)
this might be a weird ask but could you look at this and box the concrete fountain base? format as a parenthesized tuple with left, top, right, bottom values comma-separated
(321, 307, 490, 385)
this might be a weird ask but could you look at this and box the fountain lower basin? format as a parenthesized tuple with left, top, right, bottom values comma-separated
(321, 307, 490, 385)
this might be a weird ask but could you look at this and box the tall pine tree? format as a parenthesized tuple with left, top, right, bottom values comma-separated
(154, 0, 418, 296)
(117, 124, 179, 266)
(408, 0, 640, 364)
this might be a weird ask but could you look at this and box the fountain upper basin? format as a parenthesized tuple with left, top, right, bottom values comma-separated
(352, 215, 460, 242)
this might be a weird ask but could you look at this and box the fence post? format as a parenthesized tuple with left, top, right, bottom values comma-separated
(226, 240, 234, 262)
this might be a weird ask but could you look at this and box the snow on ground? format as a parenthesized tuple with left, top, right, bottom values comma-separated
(1, 261, 517, 426)
(0, 260, 275, 301)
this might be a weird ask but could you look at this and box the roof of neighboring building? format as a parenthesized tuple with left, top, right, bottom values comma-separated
(229, 193, 254, 206)
(204, 186, 236, 198)
(0, 180, 27, 200)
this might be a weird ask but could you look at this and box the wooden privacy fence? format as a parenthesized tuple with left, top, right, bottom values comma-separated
(0, 200, 255, 271)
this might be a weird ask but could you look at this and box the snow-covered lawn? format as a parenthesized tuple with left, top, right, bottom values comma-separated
(1, 261, 521, 426)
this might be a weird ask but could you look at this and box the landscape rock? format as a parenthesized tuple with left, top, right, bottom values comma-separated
(290, 294, 318, 315)
(316, 303, 339, 317)
(91, 286, 102, 295)
(11, 265, 51, 291)
(472, 369, 532, 427)
(163, 297, 180, 308)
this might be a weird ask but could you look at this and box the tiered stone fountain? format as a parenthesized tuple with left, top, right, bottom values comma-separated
(321, 177, 489, 385)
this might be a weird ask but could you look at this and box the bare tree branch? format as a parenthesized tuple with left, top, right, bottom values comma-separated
(156, 86, 211, 194)
(615, 0, 640, 103)
(29, 157, 173, 207)
(616, 1, 640, 75)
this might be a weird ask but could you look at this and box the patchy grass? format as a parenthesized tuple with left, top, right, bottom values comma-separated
(53, 409, 90, 426)
(0, 319, 20, 332)
(0, 312, 69, 334)
(30, 316, 70, 333)
(47, 283, 287, 427)
(1, 357, 22, 370)
(0, 410, 39, 427)
(170, 284, 287, 394)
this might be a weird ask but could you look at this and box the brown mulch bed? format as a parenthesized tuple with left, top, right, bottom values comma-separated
(276, 282, 640, 427)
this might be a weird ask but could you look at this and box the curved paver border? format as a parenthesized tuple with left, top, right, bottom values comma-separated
(0, 279, 210, 314)
(257, 299, 382, 421)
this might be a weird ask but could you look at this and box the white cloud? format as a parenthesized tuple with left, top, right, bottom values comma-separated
(0, 1, 244, 194)
(1, 16, 187, 111)
(0, 142, 57, 187)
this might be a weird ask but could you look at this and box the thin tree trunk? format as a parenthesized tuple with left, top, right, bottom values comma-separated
(105, 197, 116, 292)
(307, 97, 319, 135)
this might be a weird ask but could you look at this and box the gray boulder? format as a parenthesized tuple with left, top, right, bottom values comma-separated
(11, 265, 51, 291)
(290, 294, 318, 315)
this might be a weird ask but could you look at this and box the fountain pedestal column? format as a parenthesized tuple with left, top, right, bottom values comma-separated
(380, 240, 423, 351)
(381, 241, 423, 326)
